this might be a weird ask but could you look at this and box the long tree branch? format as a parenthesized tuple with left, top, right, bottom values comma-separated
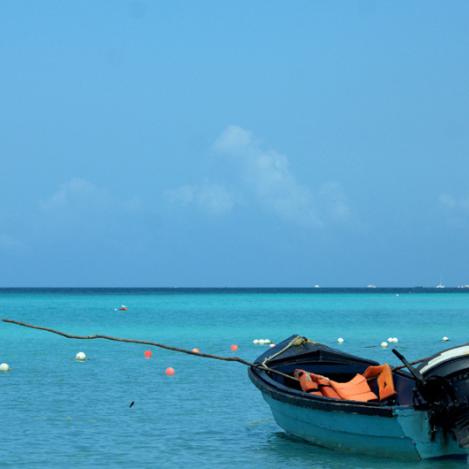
(4, 318, 428, 381)
(1, 318, 298, 382)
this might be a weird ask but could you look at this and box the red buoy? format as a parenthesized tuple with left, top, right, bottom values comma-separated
(144, 350, 152, 359)
(230, 344, 239, 352)
(165, 367, 175, 376)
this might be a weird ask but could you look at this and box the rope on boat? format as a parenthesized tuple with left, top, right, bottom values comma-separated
(258, 332, 431, 378)
(1, 318, 299, 382)
(261, 335, 312, 367)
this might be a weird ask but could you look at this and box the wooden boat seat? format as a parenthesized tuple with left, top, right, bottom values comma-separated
(294, 364, 397, 403)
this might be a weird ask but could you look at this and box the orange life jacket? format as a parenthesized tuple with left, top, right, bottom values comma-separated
(330, 373, 378, 402)
(294, 364, 396, 403)
(293, 370, 322, 396)
(294, 369, 374, 401)
(294, 370, 342, 399)
(363, 364, 396, 401)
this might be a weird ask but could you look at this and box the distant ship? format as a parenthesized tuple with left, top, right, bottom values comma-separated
(313, 284, 320, 288)
(367, 284, 377, 288)
(435, 283, 445, 289)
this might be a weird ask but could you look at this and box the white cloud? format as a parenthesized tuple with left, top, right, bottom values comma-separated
(438, 193, 469, 212)
(40, 178, 143, 215)
(213, 125, 254, 153)
(40, 178, 109, 211)
(166, 184, 234, 215)
(214, 125, 325, 227)
(166, 125, 353, 228)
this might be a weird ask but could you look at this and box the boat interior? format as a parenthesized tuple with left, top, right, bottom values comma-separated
(269, 360, 417, 406)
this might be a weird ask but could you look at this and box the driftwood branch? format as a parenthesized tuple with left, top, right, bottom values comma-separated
(4, 318, 428, 382)
(1, 318, 298, 382)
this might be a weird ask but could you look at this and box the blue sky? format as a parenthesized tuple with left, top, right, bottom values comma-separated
(1, 1, 469, 287)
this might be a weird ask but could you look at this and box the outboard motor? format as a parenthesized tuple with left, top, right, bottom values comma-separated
(416, 345, 469, 448)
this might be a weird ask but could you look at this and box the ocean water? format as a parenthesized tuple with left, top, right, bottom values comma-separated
(1, 288, 469, 468)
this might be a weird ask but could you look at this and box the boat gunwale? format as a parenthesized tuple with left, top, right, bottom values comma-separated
(249, 366, 414, 418)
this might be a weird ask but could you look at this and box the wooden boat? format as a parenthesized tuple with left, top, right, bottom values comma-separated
(249, 335, 469, 460)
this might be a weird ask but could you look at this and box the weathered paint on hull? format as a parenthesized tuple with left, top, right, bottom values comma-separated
(263, 394, 469, 460)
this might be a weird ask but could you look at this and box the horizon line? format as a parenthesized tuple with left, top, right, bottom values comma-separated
(0, 286, 467, 291)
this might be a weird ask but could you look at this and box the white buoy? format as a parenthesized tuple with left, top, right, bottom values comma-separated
(393, 337, 399, 343)
(75, 352, 87, 361)
(387, 337, 394, 343)
(442, 336, 449, 342)
(0, 363, 10, 372)
(269, 344, 276, 348)
(337, 337, 344, 344)
(264, 339, 272, 344)
(253, 339, 260, 345)
(380, 341, 389, 348)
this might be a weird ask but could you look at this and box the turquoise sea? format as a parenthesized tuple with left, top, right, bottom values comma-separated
(1, 288, 469, 468)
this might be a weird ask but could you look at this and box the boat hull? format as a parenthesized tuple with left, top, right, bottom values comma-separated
(261, 392, 468, 460)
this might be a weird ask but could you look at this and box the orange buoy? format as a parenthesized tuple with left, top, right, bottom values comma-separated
(191, 348, 200, 354)
(230, 344, 238, 352)
(165, 367, 175, 376)
(144, 350, 152, 359)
